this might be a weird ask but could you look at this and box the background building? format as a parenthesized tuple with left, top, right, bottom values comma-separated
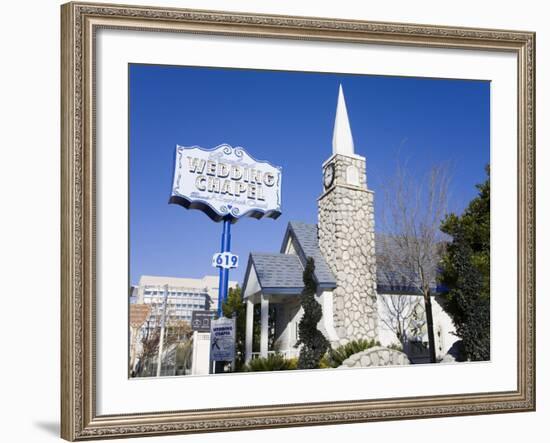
(130, 274, 237, 376)
(133, 275, 237, 325)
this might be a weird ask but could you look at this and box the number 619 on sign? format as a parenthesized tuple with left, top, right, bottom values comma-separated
(212, 252, 239, 269)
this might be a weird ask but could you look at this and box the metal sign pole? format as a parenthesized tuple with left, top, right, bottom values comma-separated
(212, 218, 232, 374)
(217, 218, 232, 318)
(156, 284, 169, 377)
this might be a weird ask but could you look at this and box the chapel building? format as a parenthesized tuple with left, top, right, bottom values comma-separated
(241, 85, 458, 365)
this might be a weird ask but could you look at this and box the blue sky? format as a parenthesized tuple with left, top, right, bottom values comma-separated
(129, 64, 490, 285)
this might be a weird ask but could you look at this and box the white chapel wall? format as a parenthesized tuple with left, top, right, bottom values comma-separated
(377, 293, 460, 361)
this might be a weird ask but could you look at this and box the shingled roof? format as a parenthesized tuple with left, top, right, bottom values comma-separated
(242, 221, 337, 297)
(247, 253, 305, 294)
(280, 221, 337, 289)
(242, 221, 442, 297)
(375, 233, 441, 294)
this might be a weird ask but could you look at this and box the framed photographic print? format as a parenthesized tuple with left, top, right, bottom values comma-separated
(60, 1, 536, 440)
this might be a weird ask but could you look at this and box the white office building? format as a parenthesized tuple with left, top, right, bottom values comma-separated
(133, 275, 238, 326)
(130, 274, 237, 376)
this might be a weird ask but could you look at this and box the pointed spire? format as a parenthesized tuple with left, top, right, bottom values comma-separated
(332, 84, 355, 156)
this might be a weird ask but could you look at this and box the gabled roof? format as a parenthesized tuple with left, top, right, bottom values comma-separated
(375, 233, 441, 295)
(242, 253, 305, 296)
(241, 221, 443, 297)
(280, 221, 337, 289)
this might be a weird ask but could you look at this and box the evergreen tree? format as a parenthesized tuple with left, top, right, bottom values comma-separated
(222, 285, 246, 370)
(295, 258, 329, 369)
(440, 229, 490, 360)
(440, 166, 490, 361)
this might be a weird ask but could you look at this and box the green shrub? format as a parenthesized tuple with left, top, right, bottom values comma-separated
(323, 339, 381, 368)
(386, 342, 403, 352)
(243, 354, 297, 372)
(286, 357, 298, 370)
(318, 355, 333, 369)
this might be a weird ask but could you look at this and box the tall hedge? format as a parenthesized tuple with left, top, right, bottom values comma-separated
(296, 257, 329, 369)
(442, 229, 490, 360)
(440, 166, 490, 361)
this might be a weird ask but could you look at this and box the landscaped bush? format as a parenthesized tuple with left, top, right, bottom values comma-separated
(386, 342, 403, 352)
(243, 354, 297, 372)
(322, 339, 381, 368)
(296, 258, 329, 369)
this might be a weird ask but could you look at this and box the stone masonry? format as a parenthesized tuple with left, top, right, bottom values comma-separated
(318, 153, 379, 345)
(339, 346, 410, 368)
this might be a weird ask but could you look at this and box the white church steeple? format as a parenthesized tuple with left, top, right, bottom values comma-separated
(319, 84, 379, 345)
(332, 84, 355, 156)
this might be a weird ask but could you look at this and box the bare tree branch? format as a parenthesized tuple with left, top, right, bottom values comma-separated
(378, 159, 451, 362)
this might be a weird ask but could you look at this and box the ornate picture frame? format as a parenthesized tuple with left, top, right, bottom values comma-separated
(61, 2, 535, 440)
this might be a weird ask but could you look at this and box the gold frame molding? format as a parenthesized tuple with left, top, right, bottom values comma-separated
(61, 2, 536, 440)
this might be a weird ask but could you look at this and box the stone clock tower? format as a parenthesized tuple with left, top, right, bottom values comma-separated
(318, 85, 379, 344)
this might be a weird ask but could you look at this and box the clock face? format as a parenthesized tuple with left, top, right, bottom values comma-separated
(323, 163, 335, 189)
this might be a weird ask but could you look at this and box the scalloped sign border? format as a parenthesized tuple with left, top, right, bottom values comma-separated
(169, 144, 282, 222)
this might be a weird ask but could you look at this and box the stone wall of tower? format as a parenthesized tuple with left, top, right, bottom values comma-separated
(318, 153, 378, 345)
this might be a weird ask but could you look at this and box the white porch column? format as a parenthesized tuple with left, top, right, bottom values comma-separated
(245, 297, 254, 363)
(260, 294, 269, 358)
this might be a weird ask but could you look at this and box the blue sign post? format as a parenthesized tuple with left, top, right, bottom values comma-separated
(217, 218, 232, 317)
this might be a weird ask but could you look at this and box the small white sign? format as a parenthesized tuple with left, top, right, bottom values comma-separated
(210, 317, 236, 361)
(212, 252, 239, 269)
(169, 144, 282, 222)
